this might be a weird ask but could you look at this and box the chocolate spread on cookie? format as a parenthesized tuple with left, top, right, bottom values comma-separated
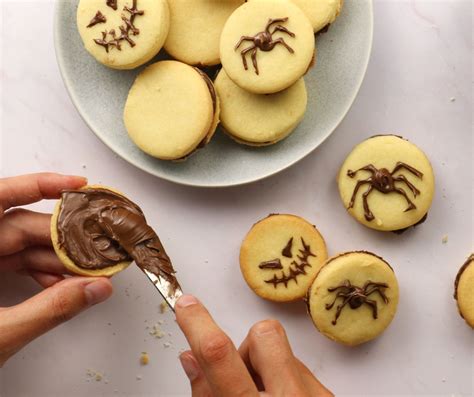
(57, 189, 179, 293)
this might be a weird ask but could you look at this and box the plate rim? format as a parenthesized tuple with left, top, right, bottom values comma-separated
(53, 0, 374, 188)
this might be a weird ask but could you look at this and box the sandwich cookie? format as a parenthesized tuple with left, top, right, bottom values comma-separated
(51, 186, 177, 294)
(307, 251, 399, 346)
(124, 60, 219, 161)
(337, 135, 435, 232)
(291, 0, 343, 33)
(220, 0, 315, 94)
(240, 214, 327, 302)
(164, 0, 245, 66)
(77, 0, 170, 69)
(454, 254, 474, 328)
(215, 69, 307, 146)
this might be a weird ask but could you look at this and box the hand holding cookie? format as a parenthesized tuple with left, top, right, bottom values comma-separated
(175, 295, 333, 396)
(0, 173, 113, 367)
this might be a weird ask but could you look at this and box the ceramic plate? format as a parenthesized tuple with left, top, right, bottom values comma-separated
(54, 0, 373, 187)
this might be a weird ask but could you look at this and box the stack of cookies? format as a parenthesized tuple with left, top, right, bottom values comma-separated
(76, 0, 343, 160)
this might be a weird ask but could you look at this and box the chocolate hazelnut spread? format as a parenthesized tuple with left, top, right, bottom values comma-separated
(57, 188, 179, 292)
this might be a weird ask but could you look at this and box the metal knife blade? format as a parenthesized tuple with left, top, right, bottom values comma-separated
(139, 267, 183, 312)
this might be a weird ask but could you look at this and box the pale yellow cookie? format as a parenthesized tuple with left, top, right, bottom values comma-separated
(215, 69, 307, 146)
(220, 0, 315, 94)
(164, 0, 245, 66)
(337, 135, 435, 232)
(51, 186, 131, 277)
(77, 0, 169, 69)
(240, 214, 327, 302)
(308, 251, 399, 346)
(124, 60, 219, 160)
(291, 0, 343, 33)
(454, 254, 474, 328)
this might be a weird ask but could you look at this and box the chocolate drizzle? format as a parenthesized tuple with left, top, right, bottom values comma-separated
(57, 188, 180, 295)
(259, 259, 283, 270)
(264, 238, 315, 288)
(325, 280, 389, 325)
(87, 11, 107, 28)
(281, 237, 293, 258)
(106, 0, 118, 10)
(234, 17, 295, 75)
(347, 162, 423, 221)
(92, 0, 144, 53)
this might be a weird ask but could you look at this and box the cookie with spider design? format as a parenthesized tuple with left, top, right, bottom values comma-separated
(220, 0, 315, 94)
(307, 251, 399, 346)
(164, 0, 245, 66)
(214, 69, 307, 146)
(240, 214, 327, 302)
(77, 0, 170, 69)
(291, 0, 343, 33)
(454, 254, 474, 328)
(337, 135, 435, 232)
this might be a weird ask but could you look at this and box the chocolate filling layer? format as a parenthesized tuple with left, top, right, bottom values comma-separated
(57, 188, 179, 292)
(174, 69, 218, 161)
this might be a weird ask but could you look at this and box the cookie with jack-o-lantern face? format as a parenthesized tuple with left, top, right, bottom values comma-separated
(77, 0, 170, 69)
(240, 214, 327, 302)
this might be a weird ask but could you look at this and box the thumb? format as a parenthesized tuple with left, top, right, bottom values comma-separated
(0, 277, 112, 366)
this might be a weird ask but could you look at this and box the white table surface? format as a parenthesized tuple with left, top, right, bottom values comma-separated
(0, 1, 472, 396)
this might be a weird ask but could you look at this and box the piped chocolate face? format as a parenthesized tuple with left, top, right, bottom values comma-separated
(57, 188, 179, 291)
(258, 237, 315, 288)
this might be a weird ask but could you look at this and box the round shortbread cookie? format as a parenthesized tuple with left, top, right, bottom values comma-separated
(454, 254, 474, 328)
(77, 0, 170, 70)
(164, 0, 245, 66)
(290, 0, 343, 33)
(215, 69, 307, 146)
(124, 60, 219, 161)
(308, 251, 399, 346)
(220, 0, 315, 94)
(240, 214, 327, 302)
(337, 135, 435, 232)
(51, 186, 131, 277)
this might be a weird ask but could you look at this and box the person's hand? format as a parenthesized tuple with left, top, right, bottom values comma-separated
(0, 173, 113, 367)
(175, 295, 333, 397)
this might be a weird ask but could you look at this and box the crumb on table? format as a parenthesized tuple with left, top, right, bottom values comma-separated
(442, 235, 448, 244)
(140, 352, 149, 365)
(160, 302, 169, 314)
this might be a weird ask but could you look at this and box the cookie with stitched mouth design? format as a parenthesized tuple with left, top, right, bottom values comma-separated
(307, 251, 399, 346)
(51, 185, 178, 294)
(337, 135, 435, 232)
(220, 0, 315, 94)
(240, 214, 327, 302)
(77, 0, 170, 69)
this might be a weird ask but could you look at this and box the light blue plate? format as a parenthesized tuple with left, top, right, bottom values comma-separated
(54, 0, 373, 187)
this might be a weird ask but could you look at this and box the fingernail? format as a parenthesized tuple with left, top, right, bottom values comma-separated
(84, 279, 112, 306)
(176, 294, 198, 308)
(179, 352, 200, 381)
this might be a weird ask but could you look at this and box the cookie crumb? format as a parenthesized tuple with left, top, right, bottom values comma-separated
(450, 97, 456, 102)
(136, 375, 142, 381)
(150, 324, 165, 339)
(442, 235, 448, 244)
(81, 164, 87, 169)
(140, 352, 149, 365)
(163, 342, 172, 348)
(160, 302, 169, 314)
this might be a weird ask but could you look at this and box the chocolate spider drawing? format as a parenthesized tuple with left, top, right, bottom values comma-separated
(347, 162, 424, 221)
(325, 280, 389, 325)
(234, 17, 295, 75)
(92, 0, 144, 53)
(259, 237, 315, 288)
